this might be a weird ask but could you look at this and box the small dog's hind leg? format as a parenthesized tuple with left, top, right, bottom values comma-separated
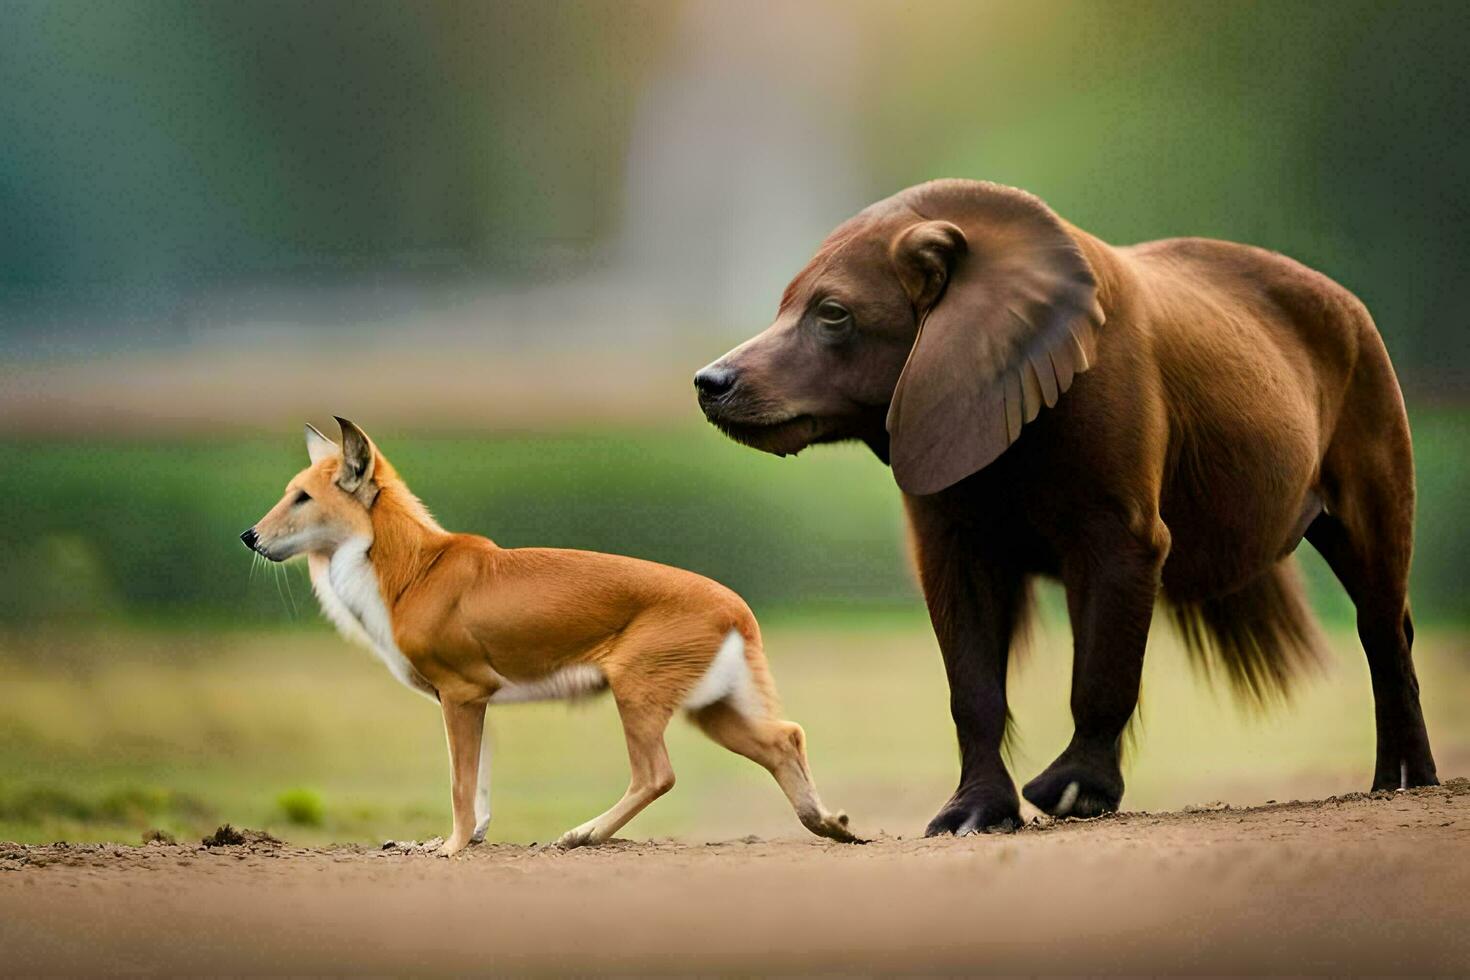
(557, 697, 674, 849)
(692, 700, 857, 843)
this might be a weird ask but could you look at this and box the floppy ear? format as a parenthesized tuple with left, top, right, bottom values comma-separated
(885, 183, 1104, 495)
(304, 423, 338, 464)
(334, 416, 377, 499)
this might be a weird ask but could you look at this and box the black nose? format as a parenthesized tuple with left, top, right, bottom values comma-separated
(694, 364, 737, 398)
(240, 528, 258, 550)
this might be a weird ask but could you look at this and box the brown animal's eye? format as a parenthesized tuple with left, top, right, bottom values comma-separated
(815, 300, 851, 329)
(293, 490, 311, 506)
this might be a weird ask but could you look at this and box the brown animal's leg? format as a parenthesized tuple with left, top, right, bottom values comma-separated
(438, 695, 488, 857)
(1023, 514, 1168, 818)
(557, 694, 675, 849)
(907, 497, 1027, 835)
(1306, 514, 1436, 790)
(1307, 344, 1436, 791)
(691, 700, 857, 842)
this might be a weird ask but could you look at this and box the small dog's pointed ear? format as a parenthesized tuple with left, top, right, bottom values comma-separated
(334, 416, 377, 496)
(304, 422, 337, 464)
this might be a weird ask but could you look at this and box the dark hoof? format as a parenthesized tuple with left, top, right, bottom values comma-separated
(924, 792, 1020, 837)
(1372, 757, 1439, 792)
(1023, 764, 1122, 818)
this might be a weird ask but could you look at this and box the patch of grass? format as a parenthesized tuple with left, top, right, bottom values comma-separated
(0, 409, 1463, 627)
(0, 428, 909, 627)
(276, 788, 325, 827)
(0, 783, 211, 826)
(0, 616, 1465, 845)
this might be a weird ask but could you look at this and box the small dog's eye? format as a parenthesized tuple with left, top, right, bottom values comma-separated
(816, 300, 851, 327)
(293, 490, 311, 506)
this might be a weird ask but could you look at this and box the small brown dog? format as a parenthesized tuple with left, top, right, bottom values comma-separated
(697, 178, 1436, 834)
(242, 417, 857, 854)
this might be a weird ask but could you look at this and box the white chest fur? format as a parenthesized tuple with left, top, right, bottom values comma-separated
(308, 539, 436, 700)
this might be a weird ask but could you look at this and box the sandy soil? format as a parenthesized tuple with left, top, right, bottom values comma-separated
(3, 780, 1468, 975)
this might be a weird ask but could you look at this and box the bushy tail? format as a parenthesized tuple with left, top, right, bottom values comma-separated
(1166, 558, 1326, 704)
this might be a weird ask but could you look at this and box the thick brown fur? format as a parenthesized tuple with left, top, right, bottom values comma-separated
(696, 178, 1437, 834)
(1167, 560, 1323, 704)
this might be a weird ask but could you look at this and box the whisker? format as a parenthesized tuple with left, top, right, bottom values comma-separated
(283, 561, 299, 617)
(271, 561, 290, 615)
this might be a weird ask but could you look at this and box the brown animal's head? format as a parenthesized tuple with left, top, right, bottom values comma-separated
(239, 417, 384, 561)
(695, 179, 1104, 495)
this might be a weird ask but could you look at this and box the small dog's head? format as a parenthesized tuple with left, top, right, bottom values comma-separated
(240, 417, 381, 562)
(696, 179, 1103, 494)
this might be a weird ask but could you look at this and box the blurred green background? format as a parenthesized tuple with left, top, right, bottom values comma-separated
(1, 0, 1466, 845)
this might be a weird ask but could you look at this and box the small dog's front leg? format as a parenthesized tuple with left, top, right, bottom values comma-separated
(472, 726, 493, 843)
(438, 694, 488, 857)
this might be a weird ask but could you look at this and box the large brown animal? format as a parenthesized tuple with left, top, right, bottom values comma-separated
(695, 179, 1436, 834)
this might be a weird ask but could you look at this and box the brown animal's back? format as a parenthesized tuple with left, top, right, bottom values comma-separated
(1124, 236, 1367, 411)
(1113, 237, 1380, 599)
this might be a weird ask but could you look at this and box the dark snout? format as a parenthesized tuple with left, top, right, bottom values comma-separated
(693, 350, 824, 457)
(240, 527, 260, 552)
(693, 362, 738, 402)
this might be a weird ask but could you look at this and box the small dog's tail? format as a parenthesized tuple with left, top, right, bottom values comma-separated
(732, 612, 783, 718)
(1166, 557, 1326, 704)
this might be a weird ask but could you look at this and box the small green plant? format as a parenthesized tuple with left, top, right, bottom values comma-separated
(276, 788, 325, 827)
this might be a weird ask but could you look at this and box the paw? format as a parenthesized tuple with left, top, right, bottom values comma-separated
(1022, 761, 1122, 818)
(556, 825, 600, 850)
(435, 835, 471, 858)
(924, 790, 1021, 837)
(803, 810, 864, 844)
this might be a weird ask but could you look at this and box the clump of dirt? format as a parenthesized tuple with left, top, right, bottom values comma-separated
(201, 824, 245, 846)
(381, 837, 436, 853)
(201, 824, 280, 848)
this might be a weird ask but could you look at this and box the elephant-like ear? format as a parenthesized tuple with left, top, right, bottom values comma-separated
(334, 416, 377, 500)
(884, 182, 1104, 495)
(304, 422, 338, 464)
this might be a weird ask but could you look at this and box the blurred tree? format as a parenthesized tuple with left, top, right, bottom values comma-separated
(0, 0, 672, 288)
(0, 0, 1465, 389)
(851, 0, 1470, 393)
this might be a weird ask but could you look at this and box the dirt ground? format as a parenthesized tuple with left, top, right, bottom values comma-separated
(2, 780, 1467, 976)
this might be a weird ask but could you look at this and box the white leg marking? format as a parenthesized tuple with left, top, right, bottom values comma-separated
(1056, 781, 1080, 816)
(472, 727, 492, 842)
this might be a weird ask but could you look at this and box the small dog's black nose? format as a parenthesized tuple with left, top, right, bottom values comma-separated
(240, 528, 258, 550)
(694, 364, 737, 398)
